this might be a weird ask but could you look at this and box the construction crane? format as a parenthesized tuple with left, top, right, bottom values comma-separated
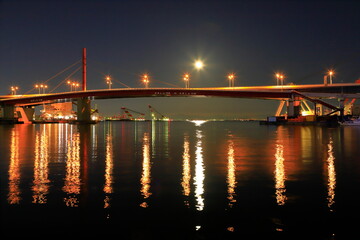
(121, 107, 145, 121)
(148, 105, 169, 121)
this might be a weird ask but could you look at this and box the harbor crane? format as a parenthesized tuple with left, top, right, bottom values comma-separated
(121, 107, 145, 121)
(148, 105, 169, 121)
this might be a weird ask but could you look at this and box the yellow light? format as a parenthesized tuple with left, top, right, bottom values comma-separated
(228, 74, 235, 80)
(329, 70, 334, 76)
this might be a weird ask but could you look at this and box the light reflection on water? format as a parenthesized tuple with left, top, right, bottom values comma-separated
(1, 121, 360, 237)
(194, 129, 205, 211)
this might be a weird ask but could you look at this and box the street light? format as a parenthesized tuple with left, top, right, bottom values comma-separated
(183, 73, 190, 88)
(328, 70, 334, 84)
(227, 73, 235, 87)
(67, 80, 73, 91)
(106, 75, 112, 89)
(275, 73, 280, 85)
(275, 73, 285, 86)
(142, 74, 149, 88)
(73, 82, 80, 91)
(10, 86, 19, 95)
(67, 80, 80, 91)
(280, 74, 284, 85)
(35, 84, 48, 94)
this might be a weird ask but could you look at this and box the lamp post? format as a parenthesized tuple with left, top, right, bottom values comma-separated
(67, 80, 80, 91)
(275, 73, 280, 85)
(106, 76, 112, 89)
(10, 86, 19, 95)
(142, 74, 149, 88)
(227, 73, 235, 87)
(67, 80, 73, 91)
(183, 73, 190, 88)
(35, 84, 48, 94)
(328, 70, 334, 84)
(280, 75, 284, 85)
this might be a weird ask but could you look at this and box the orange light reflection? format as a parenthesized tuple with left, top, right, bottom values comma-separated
(63, 132, 81, 207)
(227, 137, 236, 207)
(8, 128, 21, 204)
(140, 132, 151, 208)
(104, 132, 114, 209)
(326, 138, 336, 210)
(32, 126, 50, 204)
(274, 143, 287, 205)
(181, 134, 191, 206)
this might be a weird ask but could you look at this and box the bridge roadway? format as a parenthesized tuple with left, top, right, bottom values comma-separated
(1, 83, 360, 106)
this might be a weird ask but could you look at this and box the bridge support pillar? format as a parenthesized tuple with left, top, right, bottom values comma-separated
(287, 96, 301, 117)
(16, 106, 35, 124)
(0, 104, 18, 123)
(77, 97, 92, 123)
(2, 104, 15, 119)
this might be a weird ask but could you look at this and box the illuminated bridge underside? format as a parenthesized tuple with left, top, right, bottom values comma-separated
(1, 83, 360, 106)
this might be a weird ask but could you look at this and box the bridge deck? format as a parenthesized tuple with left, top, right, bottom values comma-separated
(1, 83, 360, 106)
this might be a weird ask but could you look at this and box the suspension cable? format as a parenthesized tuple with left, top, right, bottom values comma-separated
(49, 66, 82, 93)
(23, 59, 81, 94)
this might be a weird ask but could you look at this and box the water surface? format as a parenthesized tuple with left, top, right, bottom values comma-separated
(1, 121, 360, 238)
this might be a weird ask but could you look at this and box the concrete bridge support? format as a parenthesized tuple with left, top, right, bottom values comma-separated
(77, 97, 92, 123)
(2, 104, 15, 120)
(16, 106, 35, 124)
(287, 95, 301, 117)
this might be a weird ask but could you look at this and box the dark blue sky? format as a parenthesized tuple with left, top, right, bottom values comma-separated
(1, 0, 360, 119)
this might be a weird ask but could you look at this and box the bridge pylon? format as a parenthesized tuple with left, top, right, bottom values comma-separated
(76, 97, 92, 123)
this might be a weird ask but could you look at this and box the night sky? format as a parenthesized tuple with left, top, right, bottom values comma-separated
(1, 0, 360, 119)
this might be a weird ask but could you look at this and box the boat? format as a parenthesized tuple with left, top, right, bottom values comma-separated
(339, 117, 360, 126)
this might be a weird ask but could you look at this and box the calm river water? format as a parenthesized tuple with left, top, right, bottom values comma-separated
(1, 121, 360, 239)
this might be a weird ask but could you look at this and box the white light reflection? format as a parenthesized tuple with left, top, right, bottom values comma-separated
(194, 130, 205, 211)
(326, 138, 336, 210)
(275, 143, 287, 205)
(190, 120, 207, 126)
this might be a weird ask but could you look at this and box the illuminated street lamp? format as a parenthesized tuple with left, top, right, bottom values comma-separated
(227, 73, 235, 87)
(183, 73, 190, 88)
(275, 73, 285, 86)
(275, 73, 280, 85)
(142, 74, 149, 88)
(106, 75, 112, 89)
(73, 82, 80, 91)
(35, 84, 48, 94)
(328, 70, 334, 84)
(10, 86, 19, 95)
(67, 80, 80, 91)
(280, 74, 284, 85)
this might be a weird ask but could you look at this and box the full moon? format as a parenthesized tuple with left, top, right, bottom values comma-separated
(194, 60, 204, 70)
